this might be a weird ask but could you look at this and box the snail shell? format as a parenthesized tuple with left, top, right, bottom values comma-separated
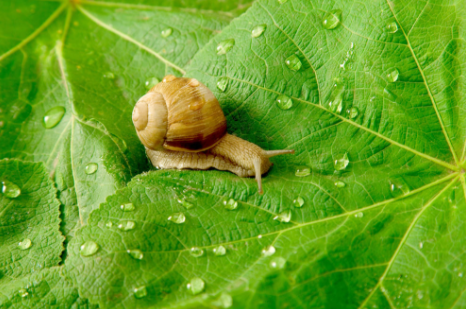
(132, 75, 227, 152)
(132, 75, 294, 194)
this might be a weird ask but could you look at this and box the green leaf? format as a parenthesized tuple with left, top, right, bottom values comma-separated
(0, 0, 244, 236)
(64, 0, 466, 308)
(0, 159, 64, 279)
(0, 267, 97, 308)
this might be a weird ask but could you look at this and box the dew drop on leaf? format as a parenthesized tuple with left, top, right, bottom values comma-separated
(145, 77, 159, 89)
(106, 221, 113, 228)
(213, 245, 226, 256)
(127, 249, 144, 260)
(387, 68, 400, 83)
(274, 210, 292, 223)
(295, 168, 310, 177)
(251, 24, 266, 38)
(334, 181, 346, 188)
(270, 257, 286, 269)
(385, 21, 399, 33)
(120, 203, 135, 212)
(187, 277, 205, 295)
(190, 247, 204, 257)
(327, 79, 345, 113)
(217, 77, 229, 92)
(223, 198, 238, 210)
(1, 180, 21, 198)
(133, 286, 147, 298)
(276, 95, 293, 110)
(262, 245, 276, 257)
(211, 292, 233, 308)
(18, 238, 32, 250)
(177, 198, 194, 209)
(161, 27, 173, 38)
(293, 196, 304, 208)
(80, 240, 99, 257)
(85, 163, 98, 175)
(103, 72, 115, 79)
(347, 107, 359, 119)
(383, 88, 397, 102)
(322, 9, 342, 30)
(334, 153, 349, 171)
(18, 288, 29, 298)
(43, 106, 65, 129)
(168, 212, 186, 224)
(354, 212, 364, 218)
(118, 221, 135, 231)
(285, 54, 302, 71)
(419, 242, 423, 249)
(216, 39, 235, 55)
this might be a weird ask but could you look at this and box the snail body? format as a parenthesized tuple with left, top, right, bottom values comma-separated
(132, 75, 294, 194)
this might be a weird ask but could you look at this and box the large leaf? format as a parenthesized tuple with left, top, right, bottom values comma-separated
(63, 0, 466, 308)
(0, 159, 63, 279)
(0, 159, 85, 308)
(0, 0, 248, 238)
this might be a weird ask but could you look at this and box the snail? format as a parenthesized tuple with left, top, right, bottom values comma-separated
(132, 75, 294, 194)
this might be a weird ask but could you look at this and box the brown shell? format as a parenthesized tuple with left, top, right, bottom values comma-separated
(132, 75, 227, 152)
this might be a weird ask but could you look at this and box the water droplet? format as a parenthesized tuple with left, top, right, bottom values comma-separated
(295, 168, 311, 177)
(327, 79, 345, 113)
(276, 95, 293, 110)
(285, 54, 302, 71)
(106, 221, 113, 228)
(211, 292, 233, 308)
(118, 221, 135, 231)
(278, 0, 288, 3)
(84, 163, 98, 175)
(347, 107, 359, 119)
(383, 88, 397, 102)
(322, 10, 342, 30)
(103, 72, 114, 79)
(459, 272, 464, 278)
(274, 210, 291, 223)
(213, 245, 226, 256)
(334, 181, 346, 188)
(334, 153, 349, 171)
(223, 198, 238, 210)
(262, 245, 276, 257)
(251, 24, 266, 38)
(217, 77, 229, 92)
(354, 212, 364, 218)
(80, 240, 99, 257)
(257, 234, 263, 239)
(419, 242, 423, 249)
(177, 198, 194, 209)
(387, 68, 399, 83)
(187, 277, 205, 295)
(216, 39, 235, 55)
(43, 106, 65, 129)
(18, 288, 29, 298)
(190, 247, 204, 257)
(385, 21, 398, 33)
(161, 28, 172, 38)
(120, 203, 135, 212)
(168, 212, 186, 224)
(133, 286, 147, 298)
(1, 180, 21, 198)
(145, 77, 159, 89)
(293, 196, 304, 208)
(270, 257, 286, 269)
(18, 238, 32, 250)
(127, 249, 144, 260)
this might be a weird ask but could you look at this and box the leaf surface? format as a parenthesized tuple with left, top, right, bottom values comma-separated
(65, 0, 466, 308)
